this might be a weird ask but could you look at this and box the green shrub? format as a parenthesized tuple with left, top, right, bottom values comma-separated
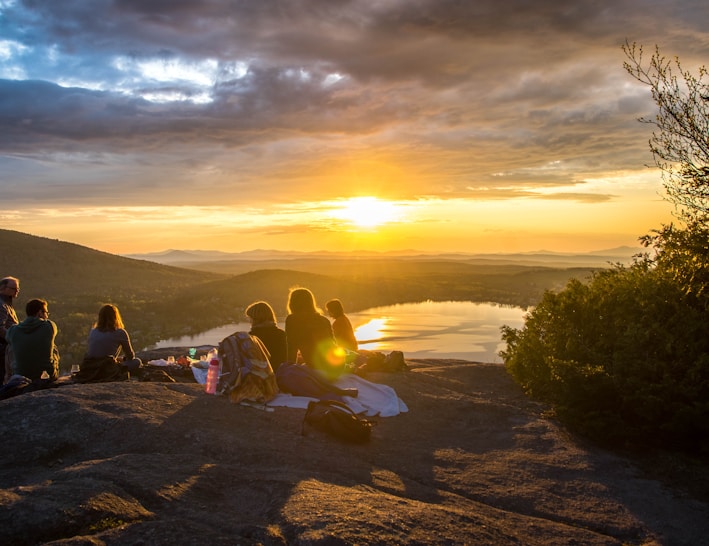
(501, 255, 709, 452)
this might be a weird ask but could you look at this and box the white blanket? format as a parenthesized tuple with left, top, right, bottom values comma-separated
(191, 366, 407, 417)
(267, 374, 408, 417)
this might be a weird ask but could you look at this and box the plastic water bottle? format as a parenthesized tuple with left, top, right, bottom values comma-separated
(205, 358, 219, 394)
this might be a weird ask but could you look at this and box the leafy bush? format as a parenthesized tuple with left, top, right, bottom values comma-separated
(501, 251, 709, 452)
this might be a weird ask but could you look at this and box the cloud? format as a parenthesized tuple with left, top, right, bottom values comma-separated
(0, 0, 706, 250)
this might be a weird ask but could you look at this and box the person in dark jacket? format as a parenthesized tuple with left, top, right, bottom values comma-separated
(285, 287, 345, 379)
(7, 298, 59, 382)
(245, 300, 287, 371)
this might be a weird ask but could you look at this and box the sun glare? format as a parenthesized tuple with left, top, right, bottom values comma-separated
(354, 318, 388, 344)
(332, 197, 401, 229)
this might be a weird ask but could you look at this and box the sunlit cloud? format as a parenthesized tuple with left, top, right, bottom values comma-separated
(132, 58, 218, 87)
(323, 73, 345, 86)
(0, 39, 27, 61)
(139, 90, 213, 104)
(0, 0, 703, 254)
(109, 56, 220, 103)
(0, 39, 27, 79)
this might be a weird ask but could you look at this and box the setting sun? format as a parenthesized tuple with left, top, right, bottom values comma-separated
(331, 197, 402, 229)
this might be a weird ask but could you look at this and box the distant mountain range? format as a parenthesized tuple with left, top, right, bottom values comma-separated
(125, 246, 644, 268)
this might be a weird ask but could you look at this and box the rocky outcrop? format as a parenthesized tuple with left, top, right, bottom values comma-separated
(0, 359, 707, 545)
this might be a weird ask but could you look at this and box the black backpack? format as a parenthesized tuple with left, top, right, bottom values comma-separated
(302, 399, 375, 443)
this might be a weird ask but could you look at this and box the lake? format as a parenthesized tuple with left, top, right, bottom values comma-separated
(151, 301, 528, 363)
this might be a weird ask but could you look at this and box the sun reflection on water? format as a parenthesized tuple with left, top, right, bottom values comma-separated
(354, 318, 389, 347)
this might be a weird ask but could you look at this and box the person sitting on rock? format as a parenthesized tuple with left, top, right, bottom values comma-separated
(0, 276, 21, 384)
(285, 287, 350, 381)
(85, 304, 142, 373)
(326, 298, 358, 352)
(7, 298, 60, 383)
(245, 300, 287, 371)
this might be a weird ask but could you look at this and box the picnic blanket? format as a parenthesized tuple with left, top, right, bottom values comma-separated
(268, 374, 408, 417)
(192, 365, 407, 417)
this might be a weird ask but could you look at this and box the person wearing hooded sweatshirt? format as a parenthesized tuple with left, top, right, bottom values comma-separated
(7, 298, 59, 382)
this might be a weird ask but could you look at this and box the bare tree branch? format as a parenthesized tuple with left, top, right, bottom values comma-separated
(623, 41, 709, 224)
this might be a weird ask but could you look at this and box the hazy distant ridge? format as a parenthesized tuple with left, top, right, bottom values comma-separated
(125, 246, 642, 268)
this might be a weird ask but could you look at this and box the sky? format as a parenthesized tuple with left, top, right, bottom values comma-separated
(1, 0, 708, 256)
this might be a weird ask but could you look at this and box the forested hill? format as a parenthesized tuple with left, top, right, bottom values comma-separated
(0, 229, 228, 364)
(0, 229, 222, 303)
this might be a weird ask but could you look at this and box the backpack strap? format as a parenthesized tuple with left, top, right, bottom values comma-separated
(313, 399, 358, 417)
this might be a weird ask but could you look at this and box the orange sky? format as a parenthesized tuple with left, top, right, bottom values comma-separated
(0, 1, 700, 255)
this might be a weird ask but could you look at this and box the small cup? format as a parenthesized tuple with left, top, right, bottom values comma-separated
(166, 356, 175, 364)
(70, 364, 80, 375)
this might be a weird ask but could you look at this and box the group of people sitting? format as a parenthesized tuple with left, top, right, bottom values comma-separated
(0, 275, 362, 389)
(243, 287, 359, 377)
(0, 275, 143, 385)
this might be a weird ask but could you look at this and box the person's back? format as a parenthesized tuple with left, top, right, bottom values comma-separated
(7, 299, 59, 382)
(87, 327, 132, 359)
(285, 288, 336, 369)
(86, 304, 141, 371)
(245, 300, 287, 370)
(249, 324, 287, 370)
(326, 299, 358, 351)
(285, 311, 334, 366)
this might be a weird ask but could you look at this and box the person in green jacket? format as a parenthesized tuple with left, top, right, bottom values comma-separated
(7, 298, 59, 382)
